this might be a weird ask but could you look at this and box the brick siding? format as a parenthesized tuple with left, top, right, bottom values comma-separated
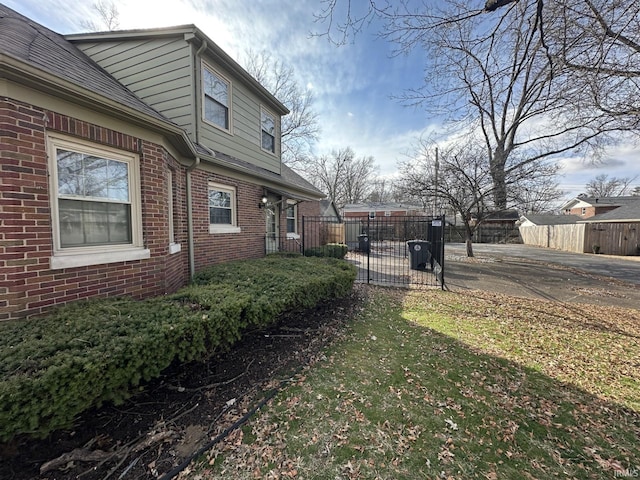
(0, 98, 189, 320)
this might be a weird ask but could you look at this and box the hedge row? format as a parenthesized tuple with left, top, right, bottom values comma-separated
(0, 256, 356, 442)
(304, 243, 348, 259)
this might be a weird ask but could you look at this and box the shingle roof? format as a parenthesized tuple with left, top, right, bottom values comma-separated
(521, 214, 582, 225)
(211, 149, 323, 199)
(0, 4, 173, 125)
(584, 199, 640, 222)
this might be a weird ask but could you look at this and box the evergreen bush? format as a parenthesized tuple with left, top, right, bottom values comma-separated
(0, 256, 356, 441)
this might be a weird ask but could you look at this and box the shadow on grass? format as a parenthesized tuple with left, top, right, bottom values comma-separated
(202, 286, 640, 479)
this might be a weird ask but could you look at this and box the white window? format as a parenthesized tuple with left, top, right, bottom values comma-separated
(208, 182, 241, 234)
(203, 64, 231, 131)
(261, 107, 276, 153)
(48, 134, 148, 269)
(369, 211, 376, 219)
(286, 202, 298, 238)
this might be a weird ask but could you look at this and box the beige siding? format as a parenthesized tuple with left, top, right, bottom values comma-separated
(199, 57, 281, 174)
(75, 38, 195, 135)
(75, 36, 282, 174)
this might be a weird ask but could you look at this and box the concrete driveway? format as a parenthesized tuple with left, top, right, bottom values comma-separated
(444, 243, 640, 309)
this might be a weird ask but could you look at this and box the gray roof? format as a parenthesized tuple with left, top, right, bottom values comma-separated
(521, 214, 582, 226)
(0, 4, 174, 126)
(212, 149, 323, 200)
(0, 4, 321, 200)
(583, 199, 640, 222)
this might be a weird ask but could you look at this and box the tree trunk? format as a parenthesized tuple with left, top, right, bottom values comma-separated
(464, 224, 474, 257)
(490, 149, 508, 210)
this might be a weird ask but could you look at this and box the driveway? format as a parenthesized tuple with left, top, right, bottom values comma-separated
(444, 243, 640, 309)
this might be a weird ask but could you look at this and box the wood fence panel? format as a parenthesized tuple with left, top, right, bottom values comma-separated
(584, 222, 640, 255)
(519, 224, 585, 252)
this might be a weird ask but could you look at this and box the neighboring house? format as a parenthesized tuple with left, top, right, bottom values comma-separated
(342, 203, 426, 220)
(519, 199, 640, 255)
(0, 4, 323, 320)
(561, 196, 639, 218)
(319, 199, 341, 222)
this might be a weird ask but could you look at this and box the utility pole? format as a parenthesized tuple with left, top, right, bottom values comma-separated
(433, 147, 439, 216)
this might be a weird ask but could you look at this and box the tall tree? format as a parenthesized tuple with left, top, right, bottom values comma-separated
(306, 147, 378, 208)
(398, 136, 561, 256)
(584, 174, 638, 197)
(315, 0, 635, 208)
(243, 50, 319, 168)
(81, 1, 120, 31)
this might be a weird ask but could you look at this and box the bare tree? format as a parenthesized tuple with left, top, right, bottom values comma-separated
(314, 0, 636, 209)
(306, 147, 378, 208)
(584, 174, 638, 197)
(243, 50, 319, 168)
(81, 1, 120, 31)
(398, 136, 561, 256)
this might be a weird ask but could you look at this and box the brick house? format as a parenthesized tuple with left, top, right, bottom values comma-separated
(561, 196, 639, 218)
(0, 4, 323, 320)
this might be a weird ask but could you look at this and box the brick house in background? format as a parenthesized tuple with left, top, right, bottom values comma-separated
(0, 4, 323, 320)
(561, 196, 639, 218)
(342, 203, 426, 220)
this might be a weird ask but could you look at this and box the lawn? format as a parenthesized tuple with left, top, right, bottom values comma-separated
(187, 286, 640, 479)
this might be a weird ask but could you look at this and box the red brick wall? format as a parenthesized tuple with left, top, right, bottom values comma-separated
(0, 97, 189, 320)
(568, 206, 618, 218)
(191, 170, 266, 270)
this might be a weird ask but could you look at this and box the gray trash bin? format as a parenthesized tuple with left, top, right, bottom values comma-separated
(407, 240, 431, 271)
(358, 234, 370, 253)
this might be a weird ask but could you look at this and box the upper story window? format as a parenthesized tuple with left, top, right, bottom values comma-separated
(47, 133, 148, 269)
(208, 182, 241, 234)
(261, 107, 276, 153)
(203, 64, 231, 131)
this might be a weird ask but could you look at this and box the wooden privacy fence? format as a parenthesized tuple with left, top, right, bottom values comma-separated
(520, 222, 640, 255)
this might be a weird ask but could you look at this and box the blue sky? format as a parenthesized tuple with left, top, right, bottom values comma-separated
(6, 0, 640, 202)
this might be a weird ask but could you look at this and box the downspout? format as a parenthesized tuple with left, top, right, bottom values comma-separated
(186, 38, 208, 279)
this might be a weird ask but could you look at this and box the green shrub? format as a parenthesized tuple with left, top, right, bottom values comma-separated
(0, 256, 356, 442)
(304, 243, 348, 259)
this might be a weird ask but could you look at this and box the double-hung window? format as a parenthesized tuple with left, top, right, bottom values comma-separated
(261, 107, 276, 153)
(208, 182, 241, 234)
(286, 202, 299, 239)
(48, 134, 148, 269)
(203, 64, 231, 131)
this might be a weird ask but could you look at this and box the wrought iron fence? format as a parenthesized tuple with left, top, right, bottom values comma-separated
(301, 215, 445, 288)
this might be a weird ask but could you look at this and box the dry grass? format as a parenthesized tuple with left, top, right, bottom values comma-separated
(186, 286, 640, 479)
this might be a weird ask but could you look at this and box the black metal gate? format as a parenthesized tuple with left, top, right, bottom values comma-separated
(302, 215, 445, 288)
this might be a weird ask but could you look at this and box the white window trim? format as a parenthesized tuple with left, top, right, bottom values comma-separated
(285, 200, 298, 238)
(208, 181, 241, 234)
(167, 170, 181, 254)
(202, 61, 233, 134)
(47, 133, 149, 270)
(259, 105, 278, 156)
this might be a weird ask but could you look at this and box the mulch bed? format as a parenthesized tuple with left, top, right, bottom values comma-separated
(1, 288, 363, 480)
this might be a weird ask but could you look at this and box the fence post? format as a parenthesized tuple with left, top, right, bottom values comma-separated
(302, 216, 306, 255)
(367, 215, 371, 284)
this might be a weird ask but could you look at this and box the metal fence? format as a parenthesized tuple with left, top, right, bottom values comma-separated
(301, 215, 445, 288)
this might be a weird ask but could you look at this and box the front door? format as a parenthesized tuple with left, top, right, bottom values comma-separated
(265, 195, 279, 254)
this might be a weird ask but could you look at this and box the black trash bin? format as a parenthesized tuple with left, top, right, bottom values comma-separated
(407, 240, 431, 271)
(358, 234, 370, 253)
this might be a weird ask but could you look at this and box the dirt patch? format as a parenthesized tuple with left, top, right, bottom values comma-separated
(0, 290, 363, 480)
(445, 254, 640, 310)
